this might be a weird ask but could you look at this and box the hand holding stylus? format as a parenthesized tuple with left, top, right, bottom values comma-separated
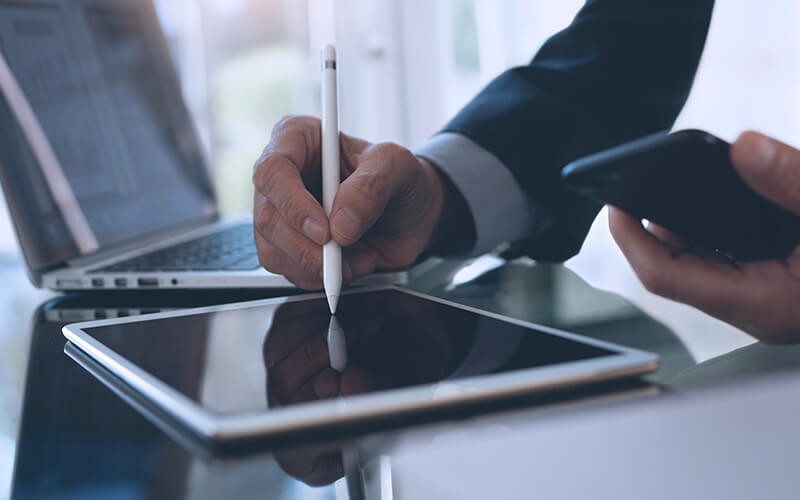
(252, 112, 469, 291)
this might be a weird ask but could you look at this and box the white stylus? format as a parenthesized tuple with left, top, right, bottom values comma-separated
(321, 44, 341, 314)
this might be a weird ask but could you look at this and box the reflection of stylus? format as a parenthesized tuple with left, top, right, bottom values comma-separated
(327, 315, 347, 372)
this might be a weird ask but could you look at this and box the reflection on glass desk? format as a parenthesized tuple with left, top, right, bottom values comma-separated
(63, 285, 657, 456)
(5, 258, 800, 499)
(388, 370, 800, 500)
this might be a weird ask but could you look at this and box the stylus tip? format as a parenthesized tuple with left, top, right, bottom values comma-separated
(327, 294, 339, 314)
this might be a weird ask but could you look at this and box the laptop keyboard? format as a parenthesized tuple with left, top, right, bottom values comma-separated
(94, 222, 261, 272)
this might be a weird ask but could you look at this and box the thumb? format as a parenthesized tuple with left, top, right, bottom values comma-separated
(732, 131, 800, 214)
(329, 143, 417, 246)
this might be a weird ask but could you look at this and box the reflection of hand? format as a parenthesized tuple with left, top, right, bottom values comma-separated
(262, 300, 362, 406)
(272, 445, 344, 487)
(263, 292, 477, 486)
(262, 293, 469, 406)
(610, 131, 800, 343)
(263, 301, 354, 488)
(252, 115, 452, 290)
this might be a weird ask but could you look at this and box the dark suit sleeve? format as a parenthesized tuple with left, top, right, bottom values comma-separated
(442, 0, 714, 261)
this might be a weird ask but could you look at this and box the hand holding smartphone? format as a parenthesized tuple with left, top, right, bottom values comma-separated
(561, 129, 800, 261)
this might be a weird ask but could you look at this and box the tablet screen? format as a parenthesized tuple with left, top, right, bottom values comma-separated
(81, 289, 618, 415)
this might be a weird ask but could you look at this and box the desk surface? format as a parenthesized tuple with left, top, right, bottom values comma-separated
(2, 253, 799, 499)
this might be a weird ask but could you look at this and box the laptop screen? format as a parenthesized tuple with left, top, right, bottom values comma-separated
(0, 0, 216, 273)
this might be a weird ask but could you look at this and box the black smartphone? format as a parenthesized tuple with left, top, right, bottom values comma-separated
(561, 129, 800, 261)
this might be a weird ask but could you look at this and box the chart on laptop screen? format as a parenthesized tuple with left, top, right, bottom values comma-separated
(0, 1, 215, 267)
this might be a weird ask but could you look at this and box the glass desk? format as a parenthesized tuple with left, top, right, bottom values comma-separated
(1, 254, 798, 499)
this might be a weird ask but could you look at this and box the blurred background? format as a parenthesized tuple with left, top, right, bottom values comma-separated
(1, 0, 800, 357)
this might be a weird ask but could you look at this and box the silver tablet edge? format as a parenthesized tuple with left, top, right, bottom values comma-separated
(62, 285, 659, 443)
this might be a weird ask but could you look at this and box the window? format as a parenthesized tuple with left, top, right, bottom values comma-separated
(0, 0, 799, 265)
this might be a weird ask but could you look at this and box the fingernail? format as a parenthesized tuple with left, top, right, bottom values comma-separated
(303, 217, 328, 245)
(332, 208, 362, 241)
(753, 135, 777, 169)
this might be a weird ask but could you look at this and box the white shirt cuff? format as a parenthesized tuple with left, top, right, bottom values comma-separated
(414, 132, 535, 256)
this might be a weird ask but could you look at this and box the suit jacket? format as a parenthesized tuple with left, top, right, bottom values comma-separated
(443, 0, 714, 261)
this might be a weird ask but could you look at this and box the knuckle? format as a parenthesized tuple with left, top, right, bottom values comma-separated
(272, 114, 310, 136)
(254, 203, 281, 236)
(275, 192, 308, 228)
(253, 146, 270, 174)
(373, 141, 413, 170)
(273, 114, 299, 131)
(255, 115, 320, 187)
(387, 141, 416, 164)
(271, 115, 319, 149)
(253, 116, 301, 175)
(353, 171, 391, 205)
(374, 141, 402, 157)
(254, 154, 289, 193)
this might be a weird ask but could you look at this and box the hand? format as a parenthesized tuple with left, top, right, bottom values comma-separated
(262, 299, 378, 407)
(263, 294, 474, 487)
(262, 292, 469, 408)
(609, 131, 800, 343)
(252, 115, 449, 290)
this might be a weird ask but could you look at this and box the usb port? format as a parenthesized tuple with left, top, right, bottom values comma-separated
(114, 278, 128, 288)
(137, 278, 158, 287)
(56, 279, 83, 288)
(94, 310, 107, 320)
(91, 278, 104, 288)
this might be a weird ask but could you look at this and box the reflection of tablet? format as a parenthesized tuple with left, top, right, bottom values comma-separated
(62, 286, 658, 447)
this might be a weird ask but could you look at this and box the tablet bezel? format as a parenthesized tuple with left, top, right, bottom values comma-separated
(62, 285, 658, 445)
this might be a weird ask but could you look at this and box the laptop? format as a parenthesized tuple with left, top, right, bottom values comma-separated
(0, 0, 410, 290)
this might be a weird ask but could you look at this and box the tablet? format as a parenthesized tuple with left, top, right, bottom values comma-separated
(62, 286, 658, 448)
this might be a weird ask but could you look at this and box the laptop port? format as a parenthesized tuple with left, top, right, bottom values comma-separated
(94, 310, 107, 319)
(91, 278, 104, 288)
(117, 310, 130, 317)
(56, 279, 83, 288)
(137, 278, 158, 287)
(114, 278, 128, 288)
(59, 310, 87, 321)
